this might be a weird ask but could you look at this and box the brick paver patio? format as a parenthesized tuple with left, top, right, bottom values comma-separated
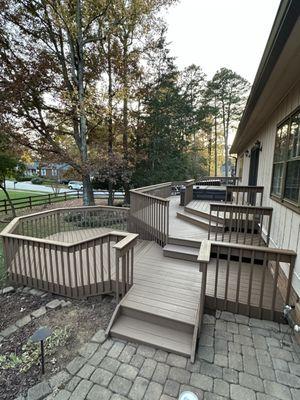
(23, 311, 300, 400)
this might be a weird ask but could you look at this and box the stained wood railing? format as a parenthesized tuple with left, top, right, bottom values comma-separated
(198, 240, 296, 321)
(196, 176, 239, 186)
(1, 207, 136, 300)
(226, 185, 264, 206)
(12, 206, 129, 239)
(130, 183, 171, 246)
(180, 179, 195, 206)
(208, 203, 273, 246)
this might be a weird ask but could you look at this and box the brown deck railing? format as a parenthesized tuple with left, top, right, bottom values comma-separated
(208, 203, 273, 246)
(198, 240, 296, 321)
(196, 176, 239, 186)
(1, 207, 136, 301)
(180, 179, 195, 206)
(130, 183, 171, 246)
(13, 206, 129, 238)
(226, 185, 264, 206)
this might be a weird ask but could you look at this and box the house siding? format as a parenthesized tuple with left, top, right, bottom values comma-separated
(237, 79, 300, 297)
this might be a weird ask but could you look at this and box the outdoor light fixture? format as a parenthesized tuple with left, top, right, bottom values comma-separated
(283, 305, 300, 333)
(179, 391, 199, 400)
(30, 326, 52, 374)
(255, 140, 263, 151)
(244, 150, 250, 157)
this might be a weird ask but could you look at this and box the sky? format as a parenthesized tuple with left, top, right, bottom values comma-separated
(164, 0, 281, 84)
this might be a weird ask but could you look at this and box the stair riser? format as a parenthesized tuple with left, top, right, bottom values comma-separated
(121, 306, 194, 334)
(167, 236, 201, 248)
(185, 206, 224, 224)
(110, 330, 191, 357)
(163, 249, 198, 263)
(177, 212, 222, 232)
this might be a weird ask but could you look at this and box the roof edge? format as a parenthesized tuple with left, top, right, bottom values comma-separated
(231, 0, 300, 154)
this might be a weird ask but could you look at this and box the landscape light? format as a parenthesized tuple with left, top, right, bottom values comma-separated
(179, 391, 199, 400)
(30, 326, 52, 375)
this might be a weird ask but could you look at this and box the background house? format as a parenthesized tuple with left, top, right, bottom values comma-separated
(25, 162, 70, 180)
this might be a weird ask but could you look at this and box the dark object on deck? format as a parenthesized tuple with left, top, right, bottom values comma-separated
(30, 326, 52, 374)
(193, 186, 227, 201)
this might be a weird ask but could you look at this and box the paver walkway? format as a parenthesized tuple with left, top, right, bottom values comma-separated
(23, 311, 300, 400)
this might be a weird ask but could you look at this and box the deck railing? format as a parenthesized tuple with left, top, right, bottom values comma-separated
(226, 185, 264, 206)
(1, 207, 136, 300)
(208, 203, 273, 246)
(196, 176, 239, 186)
(12, 206, 129, 239)
(198, 240, 296, 321)
(130, 182, 171, 246)
(180, 179, 195, 206)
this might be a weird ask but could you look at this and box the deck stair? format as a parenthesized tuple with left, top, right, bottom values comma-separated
(184, 204, 224, 224)
(107, 240, 204, 361)
(163, 237, 200, 262)
(176, 208, 224, 232)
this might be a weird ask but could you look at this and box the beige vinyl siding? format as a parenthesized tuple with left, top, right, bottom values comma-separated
(237, 79, 300, 296)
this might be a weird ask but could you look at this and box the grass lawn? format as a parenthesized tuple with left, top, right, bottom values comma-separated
(0, 189, 45, 201)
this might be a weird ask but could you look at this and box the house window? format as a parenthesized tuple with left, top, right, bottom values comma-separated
(41, 168, 47, 176)
(271, 109, 300, 206)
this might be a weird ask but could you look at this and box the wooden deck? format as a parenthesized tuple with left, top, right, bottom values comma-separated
(108, 240, 204, 359)
(169, 196, 209, 240)
(169, 197, 265, 245)
(2, 182, 296, 362)
(163, 239, 285, 321)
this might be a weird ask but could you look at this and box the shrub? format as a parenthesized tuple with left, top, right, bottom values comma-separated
(16, 176, 31, 182)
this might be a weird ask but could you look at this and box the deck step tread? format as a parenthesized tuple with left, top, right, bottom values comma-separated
(110, 315, 192, 356)
(122, 297, 196, 325)
(163, 243, 199, 255)
(163, 243, 199, 262)
(185, 205, 224, 223)
(176, 211, 223, 232)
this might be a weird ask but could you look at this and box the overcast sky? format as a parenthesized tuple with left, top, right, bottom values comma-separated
(164, 0, 281, 84)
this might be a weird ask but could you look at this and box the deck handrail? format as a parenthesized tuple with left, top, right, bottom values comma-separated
(1, 206, 134, 300)
(226, 185, 264, 206)
(113, 233, 139, 301)
(130, 182, 171, 246)
(2, 227, 137, 300)
(181, 179, 195, 206)
(198, 240, 296, 320)
(208, 203, 273, 246)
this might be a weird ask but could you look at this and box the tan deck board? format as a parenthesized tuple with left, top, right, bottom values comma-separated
(169, 197, 265, 245)
(169, 197, 209, 240)
(111, 315, 192, 354)
(122, 240, 203, 326)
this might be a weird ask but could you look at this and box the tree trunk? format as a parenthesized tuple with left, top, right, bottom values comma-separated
(0, 184, 16, 218)
(107, 34, 114, 206)
(214, 112, 218, 176)
(221, 101, 228, 177)
(122, 39, 130, 205)
(208, 128, 212, 176)
(76, 0, 94, 206)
